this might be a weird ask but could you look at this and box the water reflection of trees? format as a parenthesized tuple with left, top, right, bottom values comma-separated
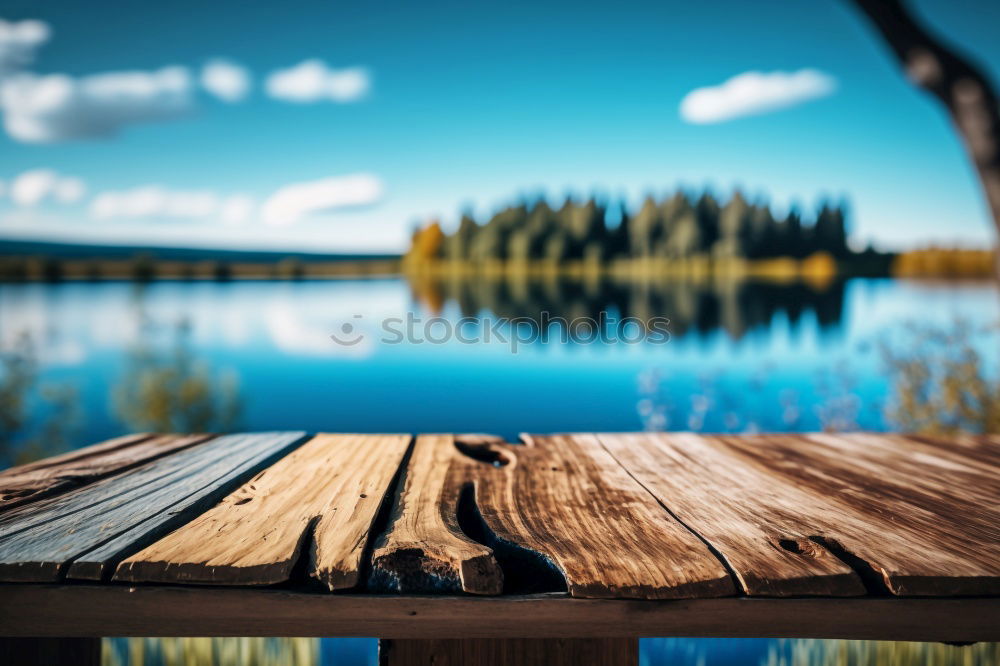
(113, 290, 242, 434)
(410, 275, 846, 341)
(1, 287, 243, 466)
(761, 638, 1000, 666)
(102, 637, 318, 666)
(880, 320, 1000, 434)
(643, 636, 1000, 665)
(0, 335, 81, 467)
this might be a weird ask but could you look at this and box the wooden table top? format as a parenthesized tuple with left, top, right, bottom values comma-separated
(0, 431, 998, 640)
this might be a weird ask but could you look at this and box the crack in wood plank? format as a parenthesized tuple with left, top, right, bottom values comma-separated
(600, 433, 1000, 597)
(370, 434, 735, 599)
(370, 434, 503, 595)
(724, 433, 1000, 595)
(598, 432, 865, 597)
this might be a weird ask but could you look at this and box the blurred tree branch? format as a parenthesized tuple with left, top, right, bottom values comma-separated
(850, 0, 1000, 258)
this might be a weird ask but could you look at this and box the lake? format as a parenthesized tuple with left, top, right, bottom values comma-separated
(3, 276, 998, 665)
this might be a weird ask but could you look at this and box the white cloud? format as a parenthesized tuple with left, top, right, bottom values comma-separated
(86, 174, 382, 225)
(260, 173, 384, 225)
(9, 169, 86, 206)
(265, 60, 369, 103)
(90, 185, 220, 220)
(0, 66, 193, 142)
(219, 194, 255, 225)
(53, 176, 86, 203)
(679, 69, 836, 124)
(0, 18, 50, 74)
(88, 186, 258, 224)
(201, 59, 250, 103)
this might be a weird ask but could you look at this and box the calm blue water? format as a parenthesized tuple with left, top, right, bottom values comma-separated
(3, 276, 998, 665)
(2, 277, 997, 448)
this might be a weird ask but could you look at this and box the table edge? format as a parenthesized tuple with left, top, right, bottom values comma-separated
(0, 585, 997, 641)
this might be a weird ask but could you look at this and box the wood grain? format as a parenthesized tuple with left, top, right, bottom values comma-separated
(0, 434, 210, 512)
(370, 434, 503, 595)
(598, 432, 865, 596)
(718, 432, 1000, 596)
(371, 434, 734, 599)
(116, 434, 411, 589)
(379, 638, 638, 666)
(1, 585, 997, 642)
(0, 432, 307, 582)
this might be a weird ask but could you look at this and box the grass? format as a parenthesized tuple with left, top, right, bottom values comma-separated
(762, 639, 1000, 666)
(102, 638, 319, 666)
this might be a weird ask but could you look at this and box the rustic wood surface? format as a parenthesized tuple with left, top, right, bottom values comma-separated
(714, 433, 1000, 595)
(379, 638, 639, 666)
(0, 432, 306, 582)
(371, 434, 734, 599)
(0, 433, 165, 512)
(599, 432, 866, 597)
(116, 434, 410, 589)
(0, 430, 997, 641)
(0, 586, 997, 641)
(370, 434, 503, 595)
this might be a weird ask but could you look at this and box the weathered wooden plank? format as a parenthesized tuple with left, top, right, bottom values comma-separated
(477, 434, 734, 598)
(370, 434, 734, 599)
(805, 432, 1000, 512)
(370, 434, 503, 595)
(0, 433, 152, 476)
(378, 638, 638, 666)
(720, 433, 1000, 596)
(0, 432, 308, 582)
(598, 432, 865, 597)
(640, 434, 1000, 596)
(0, 434, 211, 512)
(901, 432, 1000, 472)
(1, 586, 998, 642)
(115, 434, 411, 589)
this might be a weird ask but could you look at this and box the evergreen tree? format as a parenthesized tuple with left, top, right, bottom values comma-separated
(743, 204, 776, 259)
(694, 192, 721, 252)
(444, 212, 477, 261)
(630, 196, 663, 259)
(663, 207, 701, 258)
(608, 200, 631, 259)
(785, 205, 806, 259)
(814, 202, 849, 258)
(715, 191, 749, 258)
(418, 188, 857, 266)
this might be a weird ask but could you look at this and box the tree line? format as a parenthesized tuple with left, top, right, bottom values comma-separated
(413, 190, 865, 265)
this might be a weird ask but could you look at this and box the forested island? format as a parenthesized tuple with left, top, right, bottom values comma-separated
(0, 192, 993, 281)
(405, 190, 895, 279)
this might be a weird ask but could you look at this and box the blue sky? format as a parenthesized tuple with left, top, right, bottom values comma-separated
(0, 0, 998, 252)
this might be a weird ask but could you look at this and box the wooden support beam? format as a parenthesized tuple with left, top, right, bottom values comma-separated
(379, 638, 638, 666)
(1, 586, 997, 642)
(0, 637, 100, 666)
